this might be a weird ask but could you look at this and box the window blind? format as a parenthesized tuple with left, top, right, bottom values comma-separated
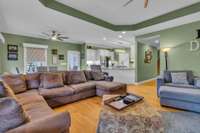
(26, 47, 46, 63)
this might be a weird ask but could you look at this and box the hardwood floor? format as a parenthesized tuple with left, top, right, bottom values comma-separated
(54, 81, 179, 133)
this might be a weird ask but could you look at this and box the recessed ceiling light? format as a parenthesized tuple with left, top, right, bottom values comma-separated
(118, 35, 123, 38)
(103, 37, 107, 40)
(122, 31, 126, 34)
(155, 40, 160, 44)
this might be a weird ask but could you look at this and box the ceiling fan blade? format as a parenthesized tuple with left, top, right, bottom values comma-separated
(59, 36, 69, 39)
(123, 0, 134, 7)
(55, 37, 62, 41)
(41, 32, 50, 37)
(144, 0, 148, 8)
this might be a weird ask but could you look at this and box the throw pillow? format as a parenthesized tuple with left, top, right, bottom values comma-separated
(25, 73, 41, 89)
(67, 71, 87, 84)
(42, 73, 64, 89)
(0, 97, 26, 132)
(0, 82, 6, 98)
(91, 71, 105, 81)
(2, 74, 27, 94)
(84, 70, 93, 81)
(171, 72, 189, 85)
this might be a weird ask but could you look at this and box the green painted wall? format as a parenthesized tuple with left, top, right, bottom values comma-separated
(136, 20, 200, 77)
(137, 42, 158, 82)
(166, 42, 200, 76)
(1, 33, 85, 74)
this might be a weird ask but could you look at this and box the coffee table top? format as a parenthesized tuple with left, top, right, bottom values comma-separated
(102, 94, 161, 117)
(97, 94, 164, 133)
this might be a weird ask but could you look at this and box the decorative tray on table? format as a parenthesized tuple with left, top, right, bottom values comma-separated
(104, 93, 144, 111)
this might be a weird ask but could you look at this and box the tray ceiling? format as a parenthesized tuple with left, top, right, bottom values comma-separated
(57, 0, 200, 25)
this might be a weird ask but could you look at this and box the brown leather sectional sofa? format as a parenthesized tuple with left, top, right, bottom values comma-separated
(1, 70, 127, 133)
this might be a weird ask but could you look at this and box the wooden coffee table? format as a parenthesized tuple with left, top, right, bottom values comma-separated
(97, 95, 164, 133)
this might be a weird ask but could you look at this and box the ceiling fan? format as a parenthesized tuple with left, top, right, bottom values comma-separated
(123, 0, 149, 8)
(42, 30, 69, 41)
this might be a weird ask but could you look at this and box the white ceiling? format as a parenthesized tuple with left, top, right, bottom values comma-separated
(138, 35, 160, 49)
(0, 0, 200, 48)
(57, 0, 200, 25)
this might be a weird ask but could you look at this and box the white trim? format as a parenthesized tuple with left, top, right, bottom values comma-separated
(134, 77, 158, 85)
(24, 47, 27, 73)
(23, 43, 48, 49)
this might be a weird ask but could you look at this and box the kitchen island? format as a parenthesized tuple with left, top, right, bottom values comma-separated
(102, 68, 135, 84)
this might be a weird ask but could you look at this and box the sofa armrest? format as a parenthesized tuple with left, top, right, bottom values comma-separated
(157, 78, 165, 97)
(7, 112, 71, 133)
(194, 77, 200, 88)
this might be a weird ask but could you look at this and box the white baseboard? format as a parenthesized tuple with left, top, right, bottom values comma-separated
(134, 77, 157, 85)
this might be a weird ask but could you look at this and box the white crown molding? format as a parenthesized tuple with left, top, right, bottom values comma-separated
(23, 43, 48, 49)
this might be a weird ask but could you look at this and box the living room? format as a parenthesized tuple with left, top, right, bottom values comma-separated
(0, 0, 200, 133)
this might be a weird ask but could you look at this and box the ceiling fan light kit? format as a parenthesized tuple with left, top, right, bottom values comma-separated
(42, 30, 69, 41)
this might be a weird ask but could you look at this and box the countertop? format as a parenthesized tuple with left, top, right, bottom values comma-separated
(102, 67, 135, 70)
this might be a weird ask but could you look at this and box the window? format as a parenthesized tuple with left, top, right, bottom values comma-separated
(68, 51, 80, 70)
(23, 43, 48, 73)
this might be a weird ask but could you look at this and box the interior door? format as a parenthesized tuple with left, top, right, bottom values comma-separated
(67, 51, 80, 70)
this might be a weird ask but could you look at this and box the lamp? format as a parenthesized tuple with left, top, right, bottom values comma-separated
(162, 48, 171, 70)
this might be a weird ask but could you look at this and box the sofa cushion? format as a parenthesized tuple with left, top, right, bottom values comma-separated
(70, 82, 96, 93)
(58, 71, 68, 85)
(16, 90, 54, 121)
(159, 86, 200, 104)
(25, 73, 41, 89)
(0, 82, 6, 98)
(171, 72, 189, 85)
(67, 71, 87, 84)
(41, 73, 64, 89)
(16, 90, 45, 106)
(84, 70, 93, 81)
(2, 74, 27, 94)
(39, 86, 74, 99)
(96, 81, 125, 91)
(165, 83, 194, 89)
(24, 102, 54, 121)
(0, 97, 26, 133)
(91, 72, 105, 81)
(164, 71, 194, 85)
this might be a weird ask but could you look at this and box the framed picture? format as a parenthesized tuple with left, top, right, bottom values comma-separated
(59, 55, 64, 60)
(52, 55, 58, 65)
(144, 49, 152, 64)
(8, 53, 18, 60)
(8, 45, 18, 53)
(52, 49, 58, 55)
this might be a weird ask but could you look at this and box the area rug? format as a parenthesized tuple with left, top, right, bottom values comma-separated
(161, 111, 200, 133)
(97, 111, 200, 133)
